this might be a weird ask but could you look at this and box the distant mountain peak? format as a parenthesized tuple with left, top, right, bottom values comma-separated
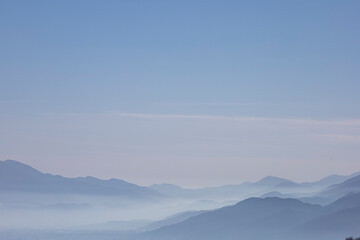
(3, 159, 35, 167)
(259, 175, 290, 181)
(255, 175, 292, 187)
(0, 159, 44, 175)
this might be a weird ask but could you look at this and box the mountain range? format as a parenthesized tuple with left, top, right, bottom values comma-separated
(0, 160, 164, 200)
(2, 159, 360, 240)
(2, 159, 359, 203)
(149, 173, 360, 202)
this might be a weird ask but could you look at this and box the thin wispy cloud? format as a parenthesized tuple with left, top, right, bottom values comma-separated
(307, 134, 360, 142)
(110, 112, 360, 127)
(153, 102, 264, 107)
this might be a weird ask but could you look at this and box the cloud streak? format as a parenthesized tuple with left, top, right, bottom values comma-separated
(307, 134, 360, 142)
(111, 112, 360, 127)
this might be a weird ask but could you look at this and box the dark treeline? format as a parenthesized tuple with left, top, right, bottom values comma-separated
(346, 238, 360, 240)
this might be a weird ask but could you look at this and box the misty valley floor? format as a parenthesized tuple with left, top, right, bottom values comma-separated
(0, 229, 133, 240)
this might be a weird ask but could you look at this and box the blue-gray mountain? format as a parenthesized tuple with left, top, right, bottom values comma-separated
(0, 160, 164, 200)
(136, 195, 360, 240)
(317, 175, 360, 201)
(150, 173, 360, 201)
(2, 160, 358, 203)
(2, 159, 360, 240)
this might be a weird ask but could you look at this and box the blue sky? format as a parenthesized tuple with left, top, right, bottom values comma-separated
(1, 0, 360, 187)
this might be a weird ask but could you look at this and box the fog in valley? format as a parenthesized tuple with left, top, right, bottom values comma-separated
(1, 160, 360, 240)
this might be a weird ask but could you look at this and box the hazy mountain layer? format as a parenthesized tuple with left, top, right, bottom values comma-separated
(136, 194, 360, 240)
(0, 160, 164, 199)
(2, 159, 360, 240)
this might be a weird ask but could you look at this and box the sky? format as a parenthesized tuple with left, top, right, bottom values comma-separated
(1, 0, 360, 187)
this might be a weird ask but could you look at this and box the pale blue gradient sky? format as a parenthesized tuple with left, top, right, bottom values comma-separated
(1, 0, 360, 187)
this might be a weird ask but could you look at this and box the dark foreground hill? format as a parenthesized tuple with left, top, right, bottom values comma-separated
(136, 197, 324, 240)
(136, 195, 360, 240)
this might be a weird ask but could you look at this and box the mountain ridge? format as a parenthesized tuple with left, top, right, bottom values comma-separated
(0, 160, 165, 200)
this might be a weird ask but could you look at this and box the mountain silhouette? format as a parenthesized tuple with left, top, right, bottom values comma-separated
(0, 160, 164, 199)
(138, 197, 324, 240)
(317, 175, 360, 201)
